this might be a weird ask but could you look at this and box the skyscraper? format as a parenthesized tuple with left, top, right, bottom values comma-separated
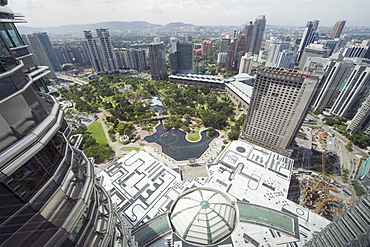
(70, 45, 91, 66)
(35, 32, 61, 71)
(169, 37, 178, 53)
(54, 46, 72, 64)
(83, 30, 105, 73)
(347, 93, 370, 135)
(220, 38, 231, 53)
(169, 42, 193, 74)
(304, 195, 370, 247)
(149, 43, 167, 80)
(96, 28, 119, 73)
(311, 58, 353, 112)
(330, 65, 370, 118)
(265, 41, 291, 67)
(343, 45, 369, 58)
(225, 39, 237, 72)
(241, 67, 324, 156)
(0, 3, 134, 246)
(299, 44, 331, 70)
(202, 40, 213, 55)
(297, 20, 320, 61)
(22, 33, 57, 78)
(331, 20, 346, 38)
(238, 53, 254, 74)
(244, 15, 267, 55)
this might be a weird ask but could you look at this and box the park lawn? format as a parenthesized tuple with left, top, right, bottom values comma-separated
(187, 130, 201, 141)
(87, 121, 108, 145)
(120, 147, 141, 152)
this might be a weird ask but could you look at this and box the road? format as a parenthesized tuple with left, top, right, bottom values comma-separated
(56, 73, 89, 85)
(307, 113, 369, 180)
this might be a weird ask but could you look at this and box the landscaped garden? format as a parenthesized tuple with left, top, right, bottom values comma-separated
(59, 74, 246, 162)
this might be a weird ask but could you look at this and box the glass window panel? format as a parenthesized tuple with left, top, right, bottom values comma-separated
(31, 181, 57, 211)
(0, 29, 14, 47)
(0, 76, 17, 100)
(34, 141, 61, 175)
(4, 157, 49, 200)
(32, 78, 49, 93)
(0, 183, 25, 225)
(54, 161, 69, 185)
(4, 23, 23, 47)
(11, 70, 27, 89)
(0, 205, 35, 243)
(0, 35, 17, 70)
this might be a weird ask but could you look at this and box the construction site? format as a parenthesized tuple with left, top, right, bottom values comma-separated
(290, 125, 361, 221)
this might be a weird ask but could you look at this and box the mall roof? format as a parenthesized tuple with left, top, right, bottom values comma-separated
(169, 187, 236, 245)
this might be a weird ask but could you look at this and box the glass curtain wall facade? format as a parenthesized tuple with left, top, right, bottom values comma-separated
(0, 3, 135, 246)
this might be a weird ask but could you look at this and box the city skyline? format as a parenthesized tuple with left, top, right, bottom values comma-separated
(9, 0, 368, 28)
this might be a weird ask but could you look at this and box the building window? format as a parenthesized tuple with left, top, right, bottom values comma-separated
(0, 34, 17, 72)
(31, 78, 49, 94)
(0, 22, 24, 48)
(4, 157, 49, 200)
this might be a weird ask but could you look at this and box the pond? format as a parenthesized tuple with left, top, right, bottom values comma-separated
(144, 121, 219, 161)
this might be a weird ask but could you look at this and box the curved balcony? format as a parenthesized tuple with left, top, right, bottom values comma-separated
(0, 92, 61, 168)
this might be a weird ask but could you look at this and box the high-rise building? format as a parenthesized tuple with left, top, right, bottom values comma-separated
(96, 28, 119, 73)
(238, 53, 254, 74)
(343, 45, 369, 58)
(83, 30, 105, 73)
(153, 36, 160, 43)
(169, 37, 178, 53)
(0, 3, 134, 246)
(22, 33, 57, 78)
(330, 65, 370, 118)
(54, 46, 72, 64)
(220, 38, 231, 53)
(297, 20, 320, 61)
(149, 43, 167, 80)
(299, 44, 331, 70)
(347, 93, 370, 135)
(317, 38, 341, 56)
(244, 15, 267, 55)
(225, 39, 237, 72)
(35, 32, 61, 71)
(241, 67, 324, 155)
(331, 20, 346, 38)
(311, 58, 353, 112)
(202, 40, 213, 55)
(114, 48, 147, 70)
(265, 41, 291, 67)
(304, 195, 370, 247)
(22, 32, 62, 74)
(70, 45, 91, 66)
(169, 42, 193, 74)
(217, 52, 227, 64)
(275, 50, 295, 69)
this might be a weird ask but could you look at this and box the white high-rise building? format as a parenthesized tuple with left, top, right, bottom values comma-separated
(347, 93, 370, 135)
(170, 37, 179, 53)
(238, 53, 254, 74)
(330, 65, 370, 118)
(266, 42, 291, 67)
(311, 58, 353, 112)
(218, 52, 227, 64)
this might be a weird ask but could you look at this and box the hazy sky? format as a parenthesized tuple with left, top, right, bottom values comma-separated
(8, 0, 368, 28)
